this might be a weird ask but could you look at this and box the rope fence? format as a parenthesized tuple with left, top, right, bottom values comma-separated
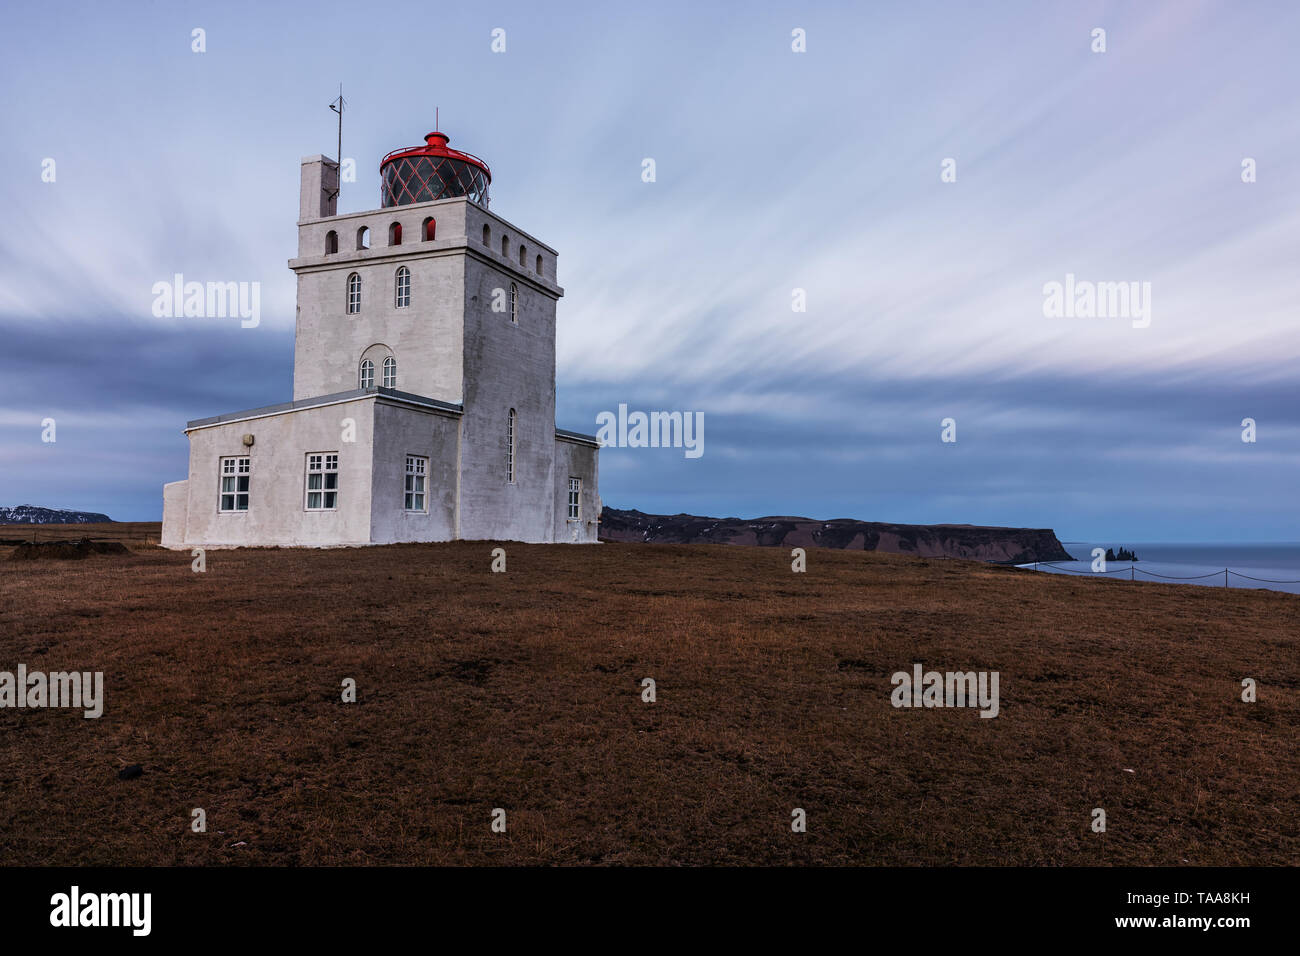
(1028, 562, 1300, 587)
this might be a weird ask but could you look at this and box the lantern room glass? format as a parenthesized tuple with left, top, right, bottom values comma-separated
(381, 156, 490, 208)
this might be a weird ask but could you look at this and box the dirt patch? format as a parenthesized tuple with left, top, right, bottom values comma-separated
(9, 538, 132, 561)
(440, 658, 499, 686)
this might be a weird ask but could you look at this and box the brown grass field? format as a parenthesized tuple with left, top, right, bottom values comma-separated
(0, 522, 161, 546)
(0, 522, 1297, 866)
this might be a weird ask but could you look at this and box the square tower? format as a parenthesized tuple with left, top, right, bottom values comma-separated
(161, 125, 600, 549)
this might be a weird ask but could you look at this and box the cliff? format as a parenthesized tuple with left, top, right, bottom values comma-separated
(599, 508, 1075, 564)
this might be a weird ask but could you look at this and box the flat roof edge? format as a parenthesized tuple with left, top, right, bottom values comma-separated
(186, 388, 463, 431)
(556, 427, 600, 447)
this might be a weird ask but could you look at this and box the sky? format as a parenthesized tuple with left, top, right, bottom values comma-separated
(1, 0, 1297, 541)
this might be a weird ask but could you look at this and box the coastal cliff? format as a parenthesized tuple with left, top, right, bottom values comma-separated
(599, 508, 1075, 564)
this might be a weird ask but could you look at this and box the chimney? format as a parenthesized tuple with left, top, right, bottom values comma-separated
(299, 155, 339, 221)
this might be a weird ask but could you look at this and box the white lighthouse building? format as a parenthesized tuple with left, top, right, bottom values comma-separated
(161, 127, 600, 548)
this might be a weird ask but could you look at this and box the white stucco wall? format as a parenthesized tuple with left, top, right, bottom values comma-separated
(290, 246, 466, 405)
(288, 197, 563, 409)
(368, 401, 461, 544)
(161, 480, 188, 548)
(179, 397, 377, 548)
(553, 437, 601, 543)
(456, 254, 559, 542)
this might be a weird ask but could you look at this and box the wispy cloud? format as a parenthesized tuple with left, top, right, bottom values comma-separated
(0, 0, 1295, 537)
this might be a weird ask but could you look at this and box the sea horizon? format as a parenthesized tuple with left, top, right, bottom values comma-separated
(1022, 541, 1300, 594)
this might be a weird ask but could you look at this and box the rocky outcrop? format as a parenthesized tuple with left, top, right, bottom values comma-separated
(0, 505, 112, 524)
(599, 508, 1074, 564)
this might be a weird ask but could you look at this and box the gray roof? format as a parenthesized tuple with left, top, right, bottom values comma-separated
(555, 426, 600, 446)
(186, 387, 463, 430)
(186, 388, 602, 448)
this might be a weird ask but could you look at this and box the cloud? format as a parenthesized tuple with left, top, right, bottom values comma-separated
(1, 0, 1296, 537)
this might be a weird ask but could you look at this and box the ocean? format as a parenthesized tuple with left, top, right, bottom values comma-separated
(1020, 543, 1300, 595)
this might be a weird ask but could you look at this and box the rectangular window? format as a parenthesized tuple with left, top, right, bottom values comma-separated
(219, 456, 250, 512)
(305, 452, 339, 510)
(404, 456, 427, 512)
(567, 476, 581, 520)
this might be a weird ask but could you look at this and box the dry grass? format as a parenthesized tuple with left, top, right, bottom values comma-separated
(0, 523, 1297, 866)
(0, 522, 162, 547)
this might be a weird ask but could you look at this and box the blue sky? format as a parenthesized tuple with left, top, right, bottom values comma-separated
(1, 0, 1297, 541)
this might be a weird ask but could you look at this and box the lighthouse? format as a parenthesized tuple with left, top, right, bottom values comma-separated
(161, 124, 601, 548)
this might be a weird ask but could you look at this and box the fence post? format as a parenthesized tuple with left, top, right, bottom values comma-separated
(1224, 568, 1229, 588)
(1130, 565, 1134, 582)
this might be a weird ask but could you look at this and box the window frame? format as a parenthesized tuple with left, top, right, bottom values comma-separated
(394, 266, 411, 308)
(567, 476, 581, 520)
(509, 282, 518, 324)
(359, 358, 374, 389)
(219, 456, 250, 513)
(506, 409, 516, 483)
(404, 455, 428, 512)
(382, 355, 396, 389)
(305, 452, 340, 511)
(346, 272, 361, 314)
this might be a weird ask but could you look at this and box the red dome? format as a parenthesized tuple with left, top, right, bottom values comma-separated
(380, 131, 492, 208)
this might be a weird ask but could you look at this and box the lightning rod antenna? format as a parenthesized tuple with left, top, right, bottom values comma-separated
(328, 83, 345, 201)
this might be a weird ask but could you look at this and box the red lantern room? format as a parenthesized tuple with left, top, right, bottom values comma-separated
(379, 130, 492, 208)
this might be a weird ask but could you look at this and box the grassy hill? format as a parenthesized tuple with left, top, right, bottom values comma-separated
(1, 527, 1297, 865)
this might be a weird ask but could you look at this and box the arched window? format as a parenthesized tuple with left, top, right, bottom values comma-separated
(509, 283, 517, 324)
(501, 235, 509, 257)
(482, 223, 491, 245)
(535, 254, 543, 275)
(394, 266, 411, 308)
(346, 273, 361, 314)
(325, 230, 338, 255)
(423, 217, 436, 241)
(518, 244, 526, 266)
(506, 409, 516, 483)
(388, 222, 402, 246)
(359, 344, 393, 390)
(357, 226, 371, 250)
